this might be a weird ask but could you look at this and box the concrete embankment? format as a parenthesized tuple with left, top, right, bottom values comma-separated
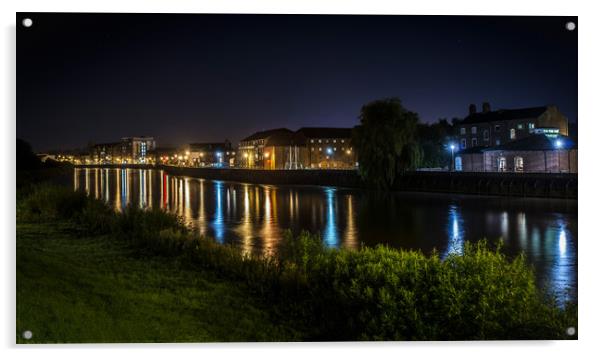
(76, 164, 577, 199)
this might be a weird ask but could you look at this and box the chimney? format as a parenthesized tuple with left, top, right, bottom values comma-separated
(469, 104, 477, 115)
(482, 102, 491, 113)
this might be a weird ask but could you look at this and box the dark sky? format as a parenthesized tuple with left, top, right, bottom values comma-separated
(17, 13, 577, 152)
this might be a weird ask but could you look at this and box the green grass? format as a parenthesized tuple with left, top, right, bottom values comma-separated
(16, 221, 302, 343)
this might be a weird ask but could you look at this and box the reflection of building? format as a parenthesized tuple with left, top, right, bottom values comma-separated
(182, 141, 235, 167)
(297, 127, 356, 169)
(237, 127, 356, 169)
(455, 134, 577, 173)
(455, 103, 569, 149)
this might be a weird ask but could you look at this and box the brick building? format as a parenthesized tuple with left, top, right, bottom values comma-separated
(237, 127, 357, 169)
(455, 134, 577, 173)
(455, 103, 569, 150)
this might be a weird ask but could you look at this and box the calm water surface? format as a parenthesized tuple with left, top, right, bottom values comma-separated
(74, 168, 577, 302)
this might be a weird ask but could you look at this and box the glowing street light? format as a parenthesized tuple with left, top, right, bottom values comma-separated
(449, 143, 456, 172)
(264, 152, 270, 158)
(555, 139, 563, 149)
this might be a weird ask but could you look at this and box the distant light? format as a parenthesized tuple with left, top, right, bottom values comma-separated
(555, 139, 563, 148)
(264, 152, 270, 158)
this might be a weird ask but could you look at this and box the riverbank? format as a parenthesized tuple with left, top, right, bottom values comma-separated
(75, 164, 577, 199)
(16, 183, 577, 341)
(16, 221, 304, 343)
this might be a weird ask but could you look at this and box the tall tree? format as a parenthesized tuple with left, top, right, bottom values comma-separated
(417, 119, 455, 168)
(352, 98, 421, 189)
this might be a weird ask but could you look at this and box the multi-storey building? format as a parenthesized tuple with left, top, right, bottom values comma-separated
(238, 128, 307, 169)
(121, 136, 155, 163)
(455, 103, 569, 150)
(91, 142, 123, 164)
(297, 127, 356, 169)
(90, 136, 155, 164)
(181, 141, 235, 167)
(237, 127, 357, 169)
(455, 134, 577, 173)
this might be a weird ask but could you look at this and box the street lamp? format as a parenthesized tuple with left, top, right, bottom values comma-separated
(449, 143, 456, 172)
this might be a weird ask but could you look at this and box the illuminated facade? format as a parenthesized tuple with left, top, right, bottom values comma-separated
(181, 141, 235, 167)
(90, 136, 155, 164)
(455, 134, 577, 173)
(297, 127, 356, 169)
(455, 103, 569, 149)
(237, 127, 357, 169)
(238, 128, 306, 169)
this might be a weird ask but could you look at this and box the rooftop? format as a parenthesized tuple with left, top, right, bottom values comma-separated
(296, 127, 352, 138)
(461, 106, 550, 125)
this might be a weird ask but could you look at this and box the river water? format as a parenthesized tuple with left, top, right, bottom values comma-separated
(73, 167, 577, 302)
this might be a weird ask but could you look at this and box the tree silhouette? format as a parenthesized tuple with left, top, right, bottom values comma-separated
(352, 98, 421, 189)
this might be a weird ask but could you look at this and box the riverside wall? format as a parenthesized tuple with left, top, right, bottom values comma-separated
(76, 164, 577, 199)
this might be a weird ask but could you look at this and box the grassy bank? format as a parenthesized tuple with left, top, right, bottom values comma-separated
(16, 221, 303, 343)
(16, 184, 577, 342)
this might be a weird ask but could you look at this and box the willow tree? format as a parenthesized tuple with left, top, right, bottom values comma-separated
(352, 98, 422, 190)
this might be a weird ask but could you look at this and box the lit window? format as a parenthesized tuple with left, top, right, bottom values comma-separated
(495, 139, 501, 146)
(498, 157, 507, 172)
(311, 148, 314, 151)
(517, 124, 524, 130)
(528, 123, 535, 130)
(319, 147, 322, 151)
(471, 126, 477, 134)
(510, 128, 516, 140)
(334, 139, 337, 143)
(455, 157, 462, 171)
(341, 139, 345, 143)
(310, 139, 314, 143)
(318, 139, 322, 143)
(460, 127, 466, 135)
(514, 156, 524, 172)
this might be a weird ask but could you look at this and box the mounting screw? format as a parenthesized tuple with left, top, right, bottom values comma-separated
(566, 326, 576, 336)
(565, 22, 576, 31)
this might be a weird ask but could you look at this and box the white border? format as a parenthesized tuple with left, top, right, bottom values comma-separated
(3, 0, 601, 356)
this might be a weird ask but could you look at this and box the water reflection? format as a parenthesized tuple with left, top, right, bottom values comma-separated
(73, 168, 577, 302)
(445, 205, 464, 257)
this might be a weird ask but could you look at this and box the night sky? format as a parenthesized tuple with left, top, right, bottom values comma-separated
(17, 13, 577, 152)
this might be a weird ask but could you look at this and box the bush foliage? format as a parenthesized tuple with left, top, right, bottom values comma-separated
(17, 184, 577, 340)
